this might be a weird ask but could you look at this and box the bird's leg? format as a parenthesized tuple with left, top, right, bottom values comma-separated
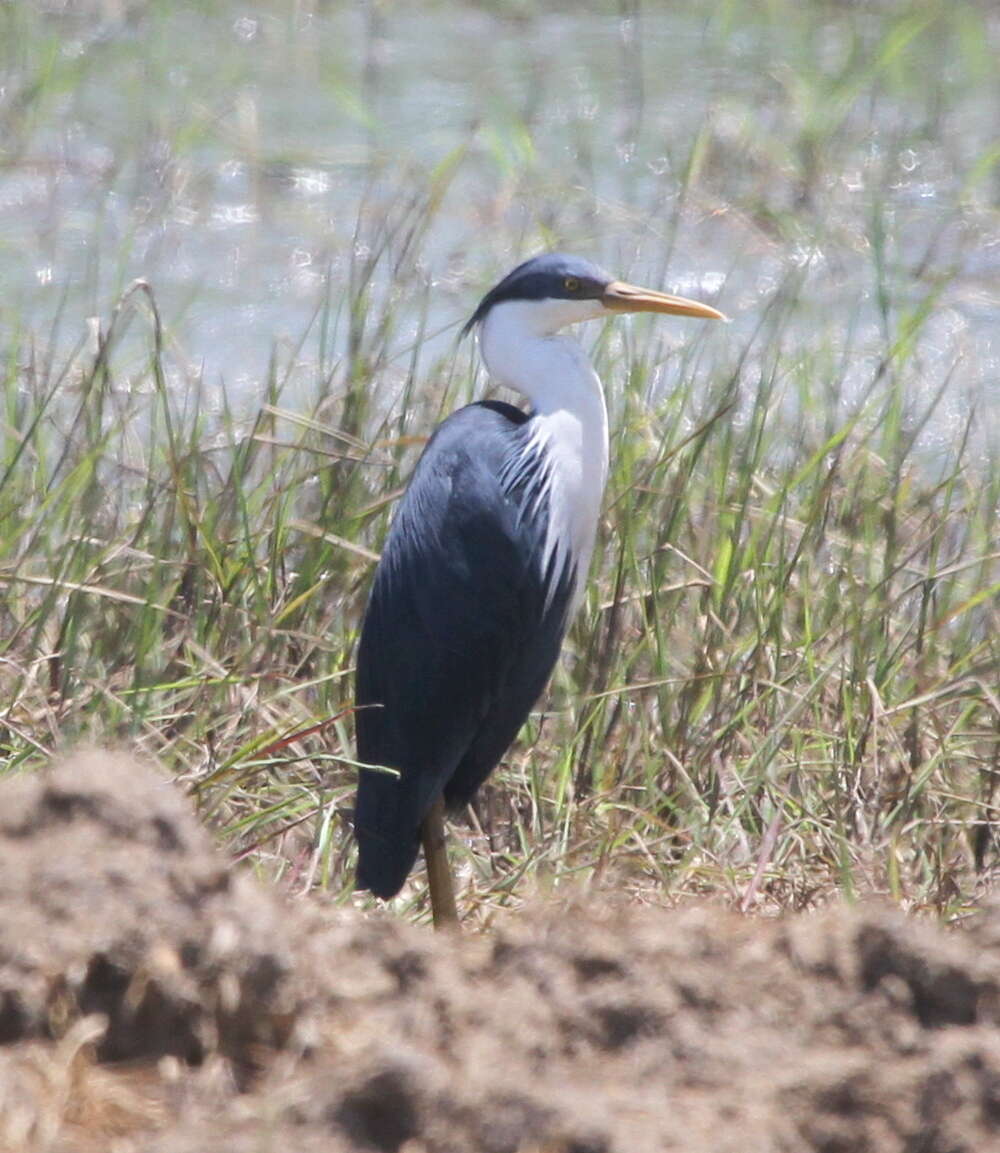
(421, 797, 459, 930)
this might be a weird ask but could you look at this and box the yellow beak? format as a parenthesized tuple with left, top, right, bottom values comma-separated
(601, 280, 726, 321)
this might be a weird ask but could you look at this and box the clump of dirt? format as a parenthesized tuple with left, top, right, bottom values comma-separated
(0, 750, 302, 1071)
(1, 751, 999, 1152)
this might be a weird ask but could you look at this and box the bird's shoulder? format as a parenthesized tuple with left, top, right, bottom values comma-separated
(400, 400, 536, 520)
(373, 400, 548, 607)
(416, 399, 529, 468)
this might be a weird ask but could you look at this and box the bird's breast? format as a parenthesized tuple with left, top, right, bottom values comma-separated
(525, 407, 608, 609)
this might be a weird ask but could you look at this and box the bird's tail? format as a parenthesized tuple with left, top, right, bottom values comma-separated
(355, 829, 421, 899)
(353, 766, 424, 899)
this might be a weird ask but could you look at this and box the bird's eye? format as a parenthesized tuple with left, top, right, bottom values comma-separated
(563, 276, 581, 293)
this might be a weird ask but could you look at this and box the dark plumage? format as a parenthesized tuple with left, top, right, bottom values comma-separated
(354, 401, 574, 898)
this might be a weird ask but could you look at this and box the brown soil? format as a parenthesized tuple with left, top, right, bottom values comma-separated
(1, 751, 999, 1152)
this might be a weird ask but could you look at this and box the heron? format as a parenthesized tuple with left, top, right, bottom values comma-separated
(353, 253, 724, 926)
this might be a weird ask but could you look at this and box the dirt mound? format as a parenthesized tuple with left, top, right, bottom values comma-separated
(0, 750, 301, 1070)
(1, 752, 999, 1152)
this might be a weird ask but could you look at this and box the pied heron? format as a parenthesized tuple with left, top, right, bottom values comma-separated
(354, 253, 724, 925)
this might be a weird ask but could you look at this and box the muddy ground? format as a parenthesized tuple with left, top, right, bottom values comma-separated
(1, 751, 998, 1152)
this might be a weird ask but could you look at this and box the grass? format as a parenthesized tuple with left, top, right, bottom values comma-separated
(1, 0, 997, 924)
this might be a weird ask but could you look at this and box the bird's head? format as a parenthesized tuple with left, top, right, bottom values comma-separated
(462, 252, 726, 340)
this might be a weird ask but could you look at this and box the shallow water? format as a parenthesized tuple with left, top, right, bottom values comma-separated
(2, 1, 998, 453)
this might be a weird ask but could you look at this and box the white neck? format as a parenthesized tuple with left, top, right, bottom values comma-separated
(479, 300, 610, 607)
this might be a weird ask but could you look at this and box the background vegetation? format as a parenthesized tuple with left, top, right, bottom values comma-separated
(1, 0, 997, 923)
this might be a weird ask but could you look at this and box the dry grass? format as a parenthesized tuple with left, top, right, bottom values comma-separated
(1, 0, 998, 924)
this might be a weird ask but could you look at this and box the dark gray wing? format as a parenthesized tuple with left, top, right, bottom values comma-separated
(354, 401, 573, 898)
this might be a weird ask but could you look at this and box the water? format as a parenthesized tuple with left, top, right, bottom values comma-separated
(2, 0, 998, 454)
